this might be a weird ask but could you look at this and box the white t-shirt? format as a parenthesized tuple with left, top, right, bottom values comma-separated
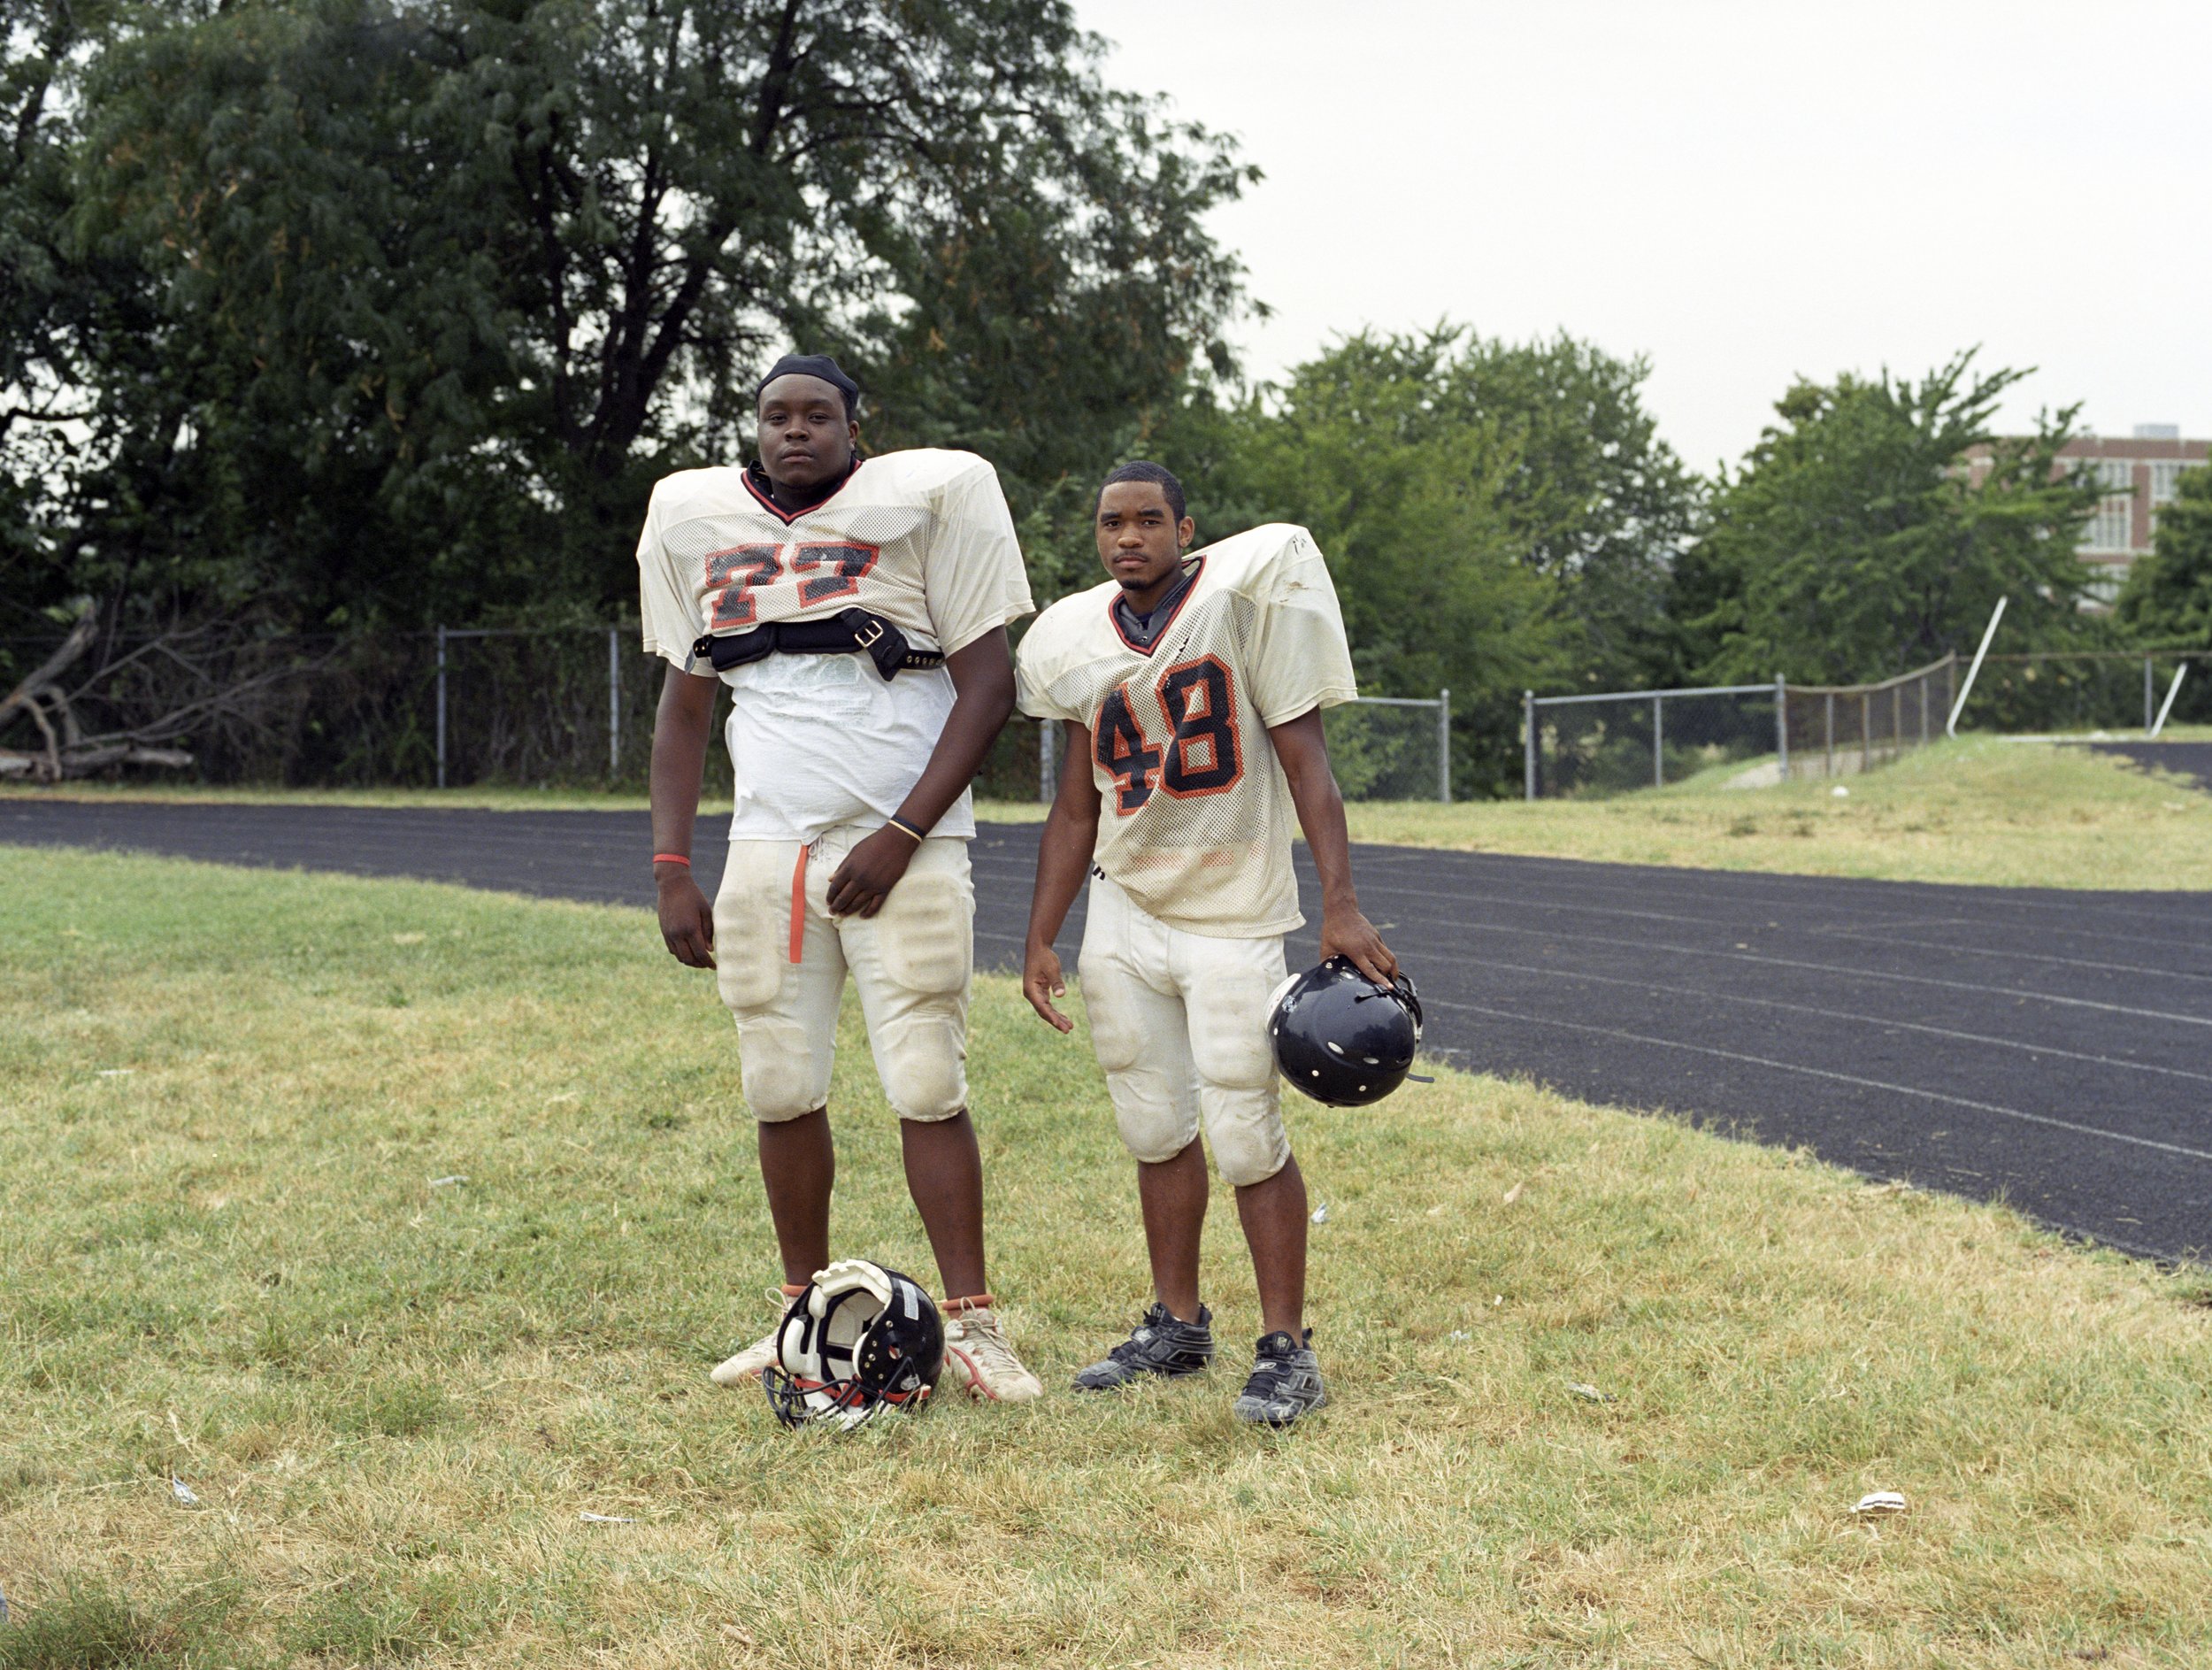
(636, 448, 1034, 843)
(1016, 523, 1357, 936)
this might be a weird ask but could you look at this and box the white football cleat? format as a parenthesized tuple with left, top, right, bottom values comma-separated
(940, 1300, 1043, 1403)
(709, 1287, 801, 1388)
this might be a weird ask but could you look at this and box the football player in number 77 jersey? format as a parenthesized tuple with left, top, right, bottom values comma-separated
(1015, 460, 1401, 1428)
(641, 354, 1043, 1404)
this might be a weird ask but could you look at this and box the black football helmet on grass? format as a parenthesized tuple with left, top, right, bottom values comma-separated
(762, 1259, 944, 1430)
(1269, 958, 1427, 1106)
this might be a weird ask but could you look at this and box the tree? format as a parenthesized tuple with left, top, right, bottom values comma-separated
(1154, 334, 1564, 798)
(51, 0, 1255, 630)
(1675, 353, 2103, 685)
(1428, 330, 1701, 689)
(2116, 464, 2212, 722)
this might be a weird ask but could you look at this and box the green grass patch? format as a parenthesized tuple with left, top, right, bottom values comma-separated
(2, 850, 2208, 1665)
(1345, 736, 2212, 889)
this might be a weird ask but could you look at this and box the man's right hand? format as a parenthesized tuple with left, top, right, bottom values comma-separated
(1023, 942, 1073, 1033)
(657, 871, 717, 968)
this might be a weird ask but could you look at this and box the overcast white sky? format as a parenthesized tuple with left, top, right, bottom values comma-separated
(1077, 0, 2212, 475)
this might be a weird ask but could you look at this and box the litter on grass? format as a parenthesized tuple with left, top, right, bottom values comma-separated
(96, 1069, 134, 1078)
(1502, 1180, 1526, 1205)
(1852, 1490, 1909, 1517)
(170, 1475, 200, 1505)
(1564, 1381, 1615, 1404)
(428, 1175, 467, 1189)
(1832, 785, 1850, 798)
(1310, 1204, 1329, 1224)
(579, 1512, 636, 1525)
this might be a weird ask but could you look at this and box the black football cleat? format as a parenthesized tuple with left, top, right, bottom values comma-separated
(1233, 1328, 1327, 1428)
(1071, 1302, 1216, 1391)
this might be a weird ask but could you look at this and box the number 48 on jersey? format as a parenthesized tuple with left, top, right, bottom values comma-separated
(1094, 654, 1243, 813)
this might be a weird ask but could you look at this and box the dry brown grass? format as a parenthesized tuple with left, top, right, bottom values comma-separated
(3, 848, 2209, 1667)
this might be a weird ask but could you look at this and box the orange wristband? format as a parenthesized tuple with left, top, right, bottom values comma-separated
(652, 853, 691, 867)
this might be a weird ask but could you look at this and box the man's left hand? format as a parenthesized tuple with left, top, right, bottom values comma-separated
(826, 824, 919, 918)
(1319, 907, 1399, 989)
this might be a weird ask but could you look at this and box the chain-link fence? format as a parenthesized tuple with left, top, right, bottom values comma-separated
(1783, 657, 1957, 781)
(1966, 651, 2210, 735)
(1523, 657, 1959, 798)
(4, 621, 1453, 801)
(1524, 681, 1783, 798)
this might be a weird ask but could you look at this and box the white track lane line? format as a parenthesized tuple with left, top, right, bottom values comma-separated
(1330, 842, 2212, 934)
(1454, 919, 2212, 1028)
(1876, 915, 2212, 958)
(1428, 997, 2212, 1165)
(1466, 957, 2212, 1085)
(1325, 865, 2212, 951)
(1805, 927, 2212, 984)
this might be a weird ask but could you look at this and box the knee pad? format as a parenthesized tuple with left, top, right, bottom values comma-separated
(871, 1013, 968, 1123)
(737, 1012, 831, 1123)
(1113, 1089, 1198, 1166)
(1210, 1111, 1290, 1188)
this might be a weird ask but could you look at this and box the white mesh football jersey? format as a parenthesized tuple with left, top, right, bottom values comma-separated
(638, 448, 1032, 665)
(637, 448, 1034, 843)
(1017, 523, 1356, 937)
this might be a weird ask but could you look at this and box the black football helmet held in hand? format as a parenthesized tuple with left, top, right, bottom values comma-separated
(762, 1259, 945, 1430)
(1268, 957, 1428, 1107)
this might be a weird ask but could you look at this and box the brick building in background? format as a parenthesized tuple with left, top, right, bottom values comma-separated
(1969, 424, 2210, 606)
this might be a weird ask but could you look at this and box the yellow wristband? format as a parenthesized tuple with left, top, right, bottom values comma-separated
(886, 815, 926, 844)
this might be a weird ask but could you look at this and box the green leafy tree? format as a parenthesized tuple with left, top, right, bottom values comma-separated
(1152, 334, 1563, 798)
(51, 0, 1252, 632)
(1433, 330, 1701, 689)
(2116, 465, 2212, 722)
(1676, 353, 2102, 685)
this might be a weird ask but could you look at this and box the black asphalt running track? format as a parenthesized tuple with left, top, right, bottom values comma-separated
(6, 798, 2209, 1264)
(2091, 740, 2212, 795)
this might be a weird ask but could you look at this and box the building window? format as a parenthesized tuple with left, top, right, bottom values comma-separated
(2078, 458, 2134, 550)
(2150, 461, 2183, 504)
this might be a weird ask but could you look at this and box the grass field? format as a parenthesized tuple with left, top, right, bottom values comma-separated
(1340, 738, 2212, 890)
(11, 734, 2212, 891)
(4, 848, 2209, 1667)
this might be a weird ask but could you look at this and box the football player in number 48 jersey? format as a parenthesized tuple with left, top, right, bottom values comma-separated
(640, 354, 1042, 1404)
(1016, 460, 1401, 1428)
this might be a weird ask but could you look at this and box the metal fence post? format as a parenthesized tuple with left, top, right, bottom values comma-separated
(1861, 690, 1871, 773)
(1653, 693, 1664, 788)
(1774, 674, 1788, 778)
(608, 626, 620, 775)
(2146, 655, 2155, 736)
(434, 624, 448, 790)
(1892, 683, 1902, 763)
(1437, 688, 1451, 803)
(2152, 663, 2189, 739)
(1920, 675, 1930, 743)
(1524, 690, 1536, 802)
(1039, 717, 1056, 804)
(1825, 691, 1834, 778)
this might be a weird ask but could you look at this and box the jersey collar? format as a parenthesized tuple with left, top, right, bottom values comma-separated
(1108, 555, 1205, 656)
(742, 455, 864, 526)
